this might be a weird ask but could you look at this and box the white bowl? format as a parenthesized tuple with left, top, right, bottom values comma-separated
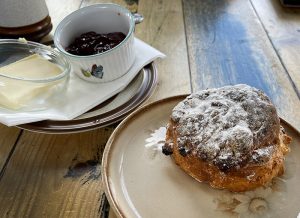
(54, 4, 135, 83)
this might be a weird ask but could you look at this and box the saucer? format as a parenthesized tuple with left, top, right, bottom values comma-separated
(18, 62, 157, 133)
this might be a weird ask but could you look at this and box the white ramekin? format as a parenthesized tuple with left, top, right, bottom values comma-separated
(54, 4, 135, 83)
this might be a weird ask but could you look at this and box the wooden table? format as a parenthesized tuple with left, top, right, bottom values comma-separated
(0, 0, 299, 217)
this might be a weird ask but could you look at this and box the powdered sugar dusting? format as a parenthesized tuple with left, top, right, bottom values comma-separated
(251, 146, 274, 164)
(145, 127, 167, 150)
(171, 84, 280, 171)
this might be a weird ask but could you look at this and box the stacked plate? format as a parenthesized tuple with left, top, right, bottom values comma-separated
(19, 62, 157, 133)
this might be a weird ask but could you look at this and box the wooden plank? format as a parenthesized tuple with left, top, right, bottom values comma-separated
(0, 0, 190, 217)
(0, 1, 117, 217)
(69, 1, 191, 217)
(45, 0, 83, 36)
(0, 0, 84, 184)
(82, 4, 130, 218)
(0, 125, 20, 171)
(82, 0, 138, 13)
(183, 0, 300, 130)
(81, 0, 128, 8)
(136, 0, 191, 103)
(250, 0, 300, 92)
(0, 127, 114, 217)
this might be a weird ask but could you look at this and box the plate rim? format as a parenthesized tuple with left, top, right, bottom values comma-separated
(17, 62, 158, 134)
(101, 94, 300, 218)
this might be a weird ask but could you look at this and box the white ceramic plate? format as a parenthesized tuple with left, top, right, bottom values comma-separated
(102, 95, 300, 218)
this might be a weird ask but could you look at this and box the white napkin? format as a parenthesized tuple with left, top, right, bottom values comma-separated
(0, 38, 165, 126)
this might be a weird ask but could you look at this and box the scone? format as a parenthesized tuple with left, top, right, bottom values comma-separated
(162, 84, 291, 192)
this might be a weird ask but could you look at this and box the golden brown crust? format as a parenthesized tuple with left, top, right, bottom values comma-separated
(165, 119, 291, 192)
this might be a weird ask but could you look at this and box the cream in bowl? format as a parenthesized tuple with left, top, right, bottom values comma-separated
(54, 3, 136, 83)
(0, 39, 70, 110)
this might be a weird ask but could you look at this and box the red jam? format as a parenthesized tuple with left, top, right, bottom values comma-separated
(65, 31, 126, 56)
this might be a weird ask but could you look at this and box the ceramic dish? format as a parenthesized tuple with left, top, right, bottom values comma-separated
(102, 95, 300, 218)
(0, 39, 70, 111)
(18, 62, 157, 133)
(54, 3, 135, 83)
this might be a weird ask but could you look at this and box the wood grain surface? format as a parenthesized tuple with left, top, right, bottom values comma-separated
(136, 0, 191, 103)
(250, 0, 300, 91)
(0, 126, 20, 171)
(83, 1, 191, 217)
(0, 128, 113, 217)
(46, 0, 83, 35)
(81, 0, 127, 8)
(183, 0, 300, 130)
(0, 1, 114, 217)
(0, 0, 69, 179)
(0, 0, 299, 218)
(0, 0, 191, 217)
